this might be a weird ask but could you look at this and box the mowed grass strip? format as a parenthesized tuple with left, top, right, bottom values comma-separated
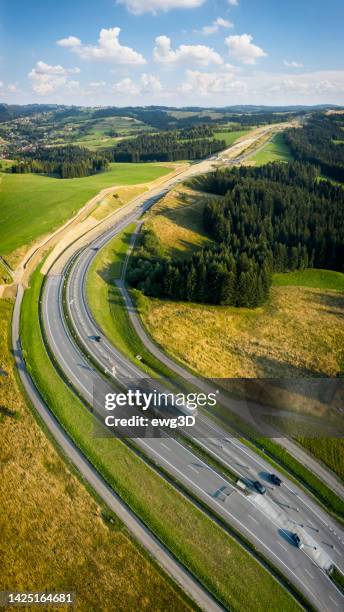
(20, 266, 300, 612)
(0, 163, 172, 261)
(89, 202, 344, 494)
(251, 132, 293, 165)
(214, 129, 251, 146)
(0, 299, 192, 611)
(273, 268, 344, 292)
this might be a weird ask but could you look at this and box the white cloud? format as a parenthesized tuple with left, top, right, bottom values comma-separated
(113, 77, 140, 96)
(28, 61, 80, 95)
(228, 0, 238, 5)
(117, 0, 204, 15)
(140, 73, 162, 93)
(0, 81, 20, 95)
(154, 35, 223, 66)
(113, 73, 162, 96)
(225, 33, 267, 65)
(180, 69, 247, 96)
(283, 60, 303, 68)
(57, 27, 146, 65)
(89, 81, 107, 87)
(202, 17, 234, 36)
(57, 36, 81, 48)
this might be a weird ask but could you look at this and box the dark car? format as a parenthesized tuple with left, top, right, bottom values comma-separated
(270, 474, 282, 486)
(253, 480, 266, 495)
(290, 533, 303, 548)
(94, 335, 101, 342)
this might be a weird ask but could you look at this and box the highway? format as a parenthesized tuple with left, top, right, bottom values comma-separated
(18, 127, 344, 611)
(41, 187, 344, 610)
(11, 287, 222, 612)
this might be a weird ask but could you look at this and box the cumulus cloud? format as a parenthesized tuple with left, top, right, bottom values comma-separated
(113, 77, 140, 96)
(228, 0, 239, 5)
(202, 17, 234, 36)
(28, 61, 80, 95)
(140, 73, 162, 93)
(117, 0, 205, 15)
(57, 36, 81, 48)
(0, 81, 19, 95)
(283, 60, 303, 68)
(57, 27, 146, 65)
(262, 70, 344, 98)
(113, 73, 162, 96)
(180, 69, 247, 96)
(225, 33, 267, 64)
(154, 35, 223, 66)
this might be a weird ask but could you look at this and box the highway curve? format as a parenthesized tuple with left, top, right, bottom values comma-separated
(41, 183, 344, 611)
(17, 130, 344, 611)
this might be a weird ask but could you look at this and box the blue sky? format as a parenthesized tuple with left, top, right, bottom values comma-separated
(1, 0, 343, 106)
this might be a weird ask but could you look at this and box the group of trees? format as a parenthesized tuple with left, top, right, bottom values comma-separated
(128, 160, 344, 308)
(284, 115, 344, 182)
(106, 129, 226, 163)
(201, 161, 344, 273)
(11, 145, 108, 178)
(128, 230, 271, 307)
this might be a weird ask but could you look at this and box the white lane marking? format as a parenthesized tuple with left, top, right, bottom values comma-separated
(47, 195, 343, 607)
(247, 514, 259, 525)
(138, 438, 331, 606)
(329, 596, 339, 607)
(160, 442, 170, 451)
(277, 542, 289, 553)
(188, 465, 199, 474)
(304, 568, 314, 579)
(204, 418, 342, 536)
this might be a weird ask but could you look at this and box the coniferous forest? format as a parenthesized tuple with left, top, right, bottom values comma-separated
(128, 160, 344, 308)
(11, 145, 109, 178)
(106, 129, 226, 163)
(284, 114, 344, 182)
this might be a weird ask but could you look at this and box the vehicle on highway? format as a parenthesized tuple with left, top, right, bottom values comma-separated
(270, 474, 282, 486)
(290, 533, 303, 549)
(94, 336, 101, 342)
(253, 480, 266, 495)
(217, 486, 232, 502)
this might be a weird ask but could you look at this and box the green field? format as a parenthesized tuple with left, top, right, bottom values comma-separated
(273, 269, 344, 292)
(0, 300, 192, 611)
(0, 163, 172, 262)
(251, 132, 293, 165)
(214, 129, 251, 146)
(20, 264, 299, 612)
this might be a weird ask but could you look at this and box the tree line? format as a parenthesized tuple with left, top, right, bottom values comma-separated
(127, 161, 344, 308)
(106, 129, 226, 163)
(11, 145, 108, 178)
(284, 114, 344, 182)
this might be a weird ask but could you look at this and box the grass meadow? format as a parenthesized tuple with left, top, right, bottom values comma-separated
(251, 132, 293, 165)
(214, 129, 251, 146)
(0, 163, 172, 264)
(18, 265, 299, 612)
(0, 298, 192, 611)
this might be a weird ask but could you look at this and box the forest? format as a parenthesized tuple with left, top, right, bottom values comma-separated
(284, 114, 344, 181)
(127, 161, 344, 308)
(10, 145, 109, 178)
(106, 128, 226, 162)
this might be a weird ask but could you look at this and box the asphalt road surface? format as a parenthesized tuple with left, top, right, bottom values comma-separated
(41, 194, 344, 611)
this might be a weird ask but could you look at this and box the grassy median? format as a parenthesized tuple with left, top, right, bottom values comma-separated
(20, 264, 301, 611)
(1, 298, 192, 611)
